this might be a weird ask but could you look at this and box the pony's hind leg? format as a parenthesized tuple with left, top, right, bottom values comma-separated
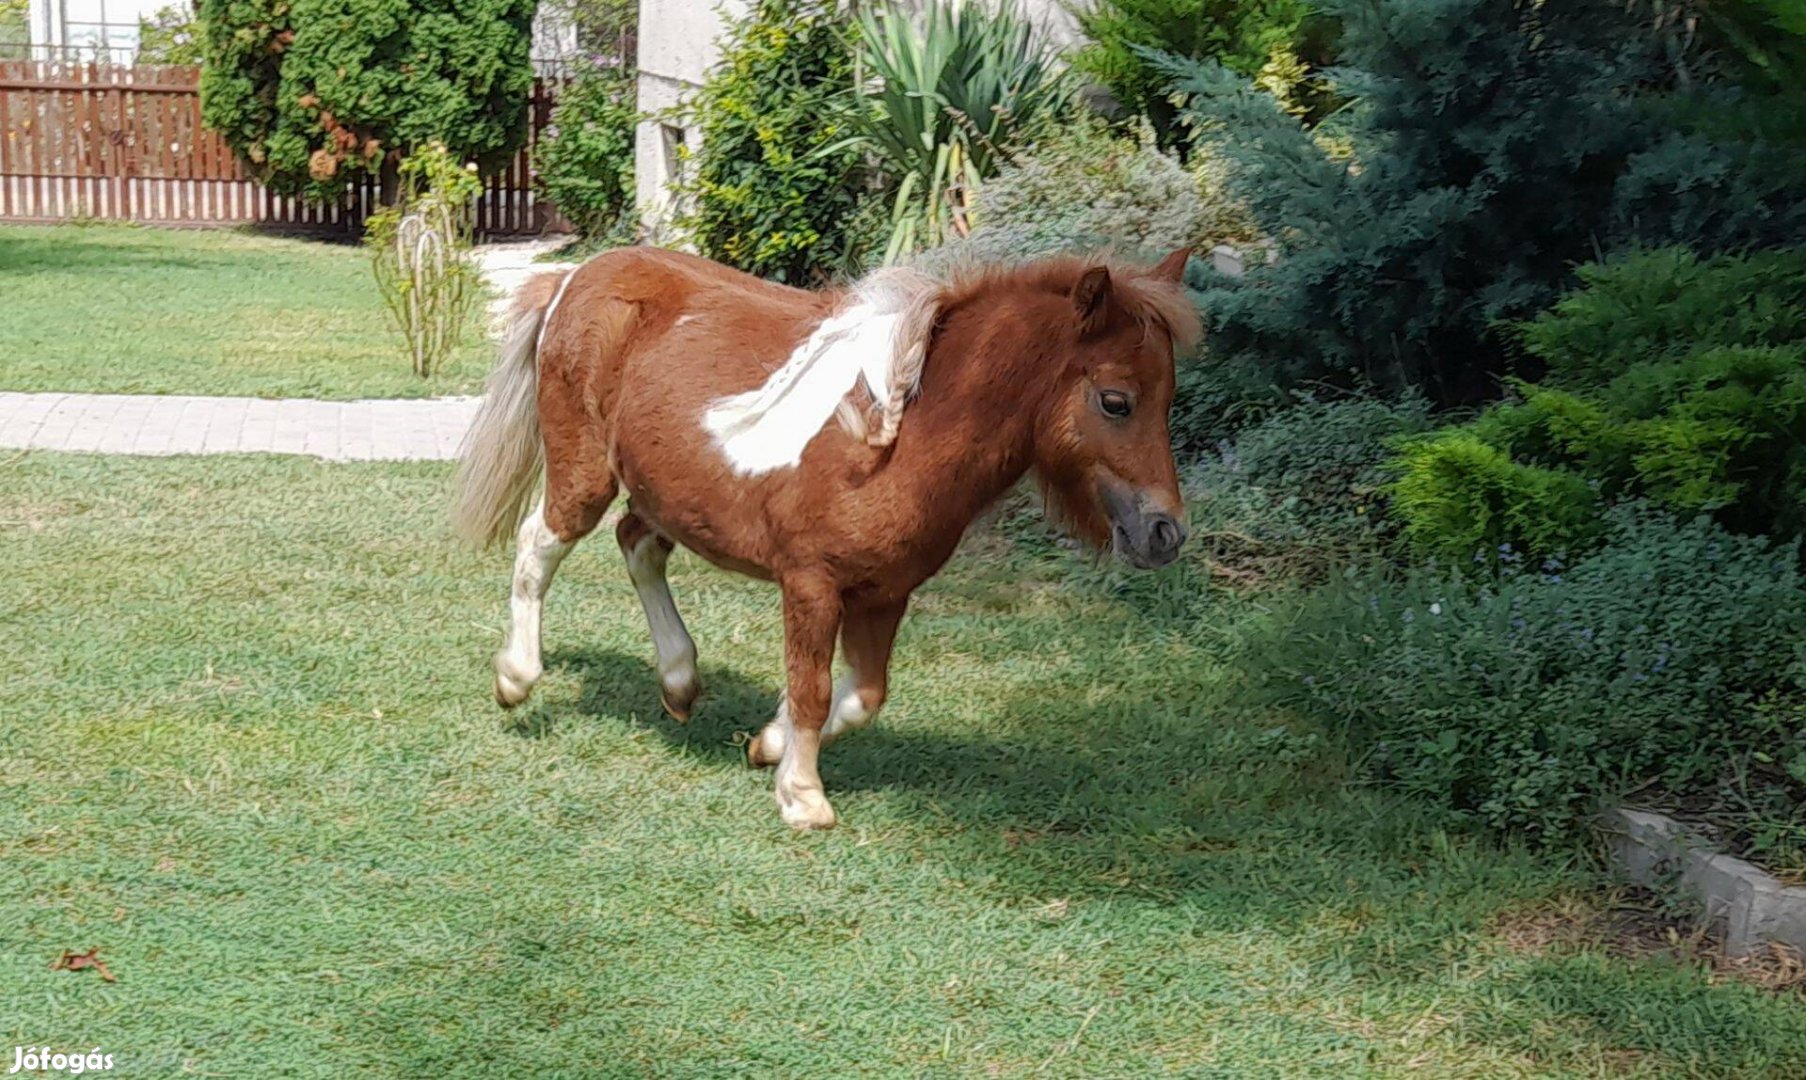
(493, 483, 614, 708)
(617, 511, 700, 721)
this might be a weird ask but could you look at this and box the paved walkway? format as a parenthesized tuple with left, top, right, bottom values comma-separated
(0, 392, 482, 461)
(0, 238, 582, 463)
(474, 237, 580, 322)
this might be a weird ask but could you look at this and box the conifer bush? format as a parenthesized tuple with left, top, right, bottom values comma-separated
(1160, 0, 1806, 416)
(1389, 248, 1806, 559)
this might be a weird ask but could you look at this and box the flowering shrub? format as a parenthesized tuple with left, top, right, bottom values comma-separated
(1251, 506, 1806, 839)
(673, 0, 869, 284)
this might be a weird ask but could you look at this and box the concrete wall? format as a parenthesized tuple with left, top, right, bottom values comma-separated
(632, 0, 747, 236)
(632, 0, 1082, 237)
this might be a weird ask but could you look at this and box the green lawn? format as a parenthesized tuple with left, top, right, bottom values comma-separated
(0, 224, 491, 399)
(3, 453, 1802, 1078)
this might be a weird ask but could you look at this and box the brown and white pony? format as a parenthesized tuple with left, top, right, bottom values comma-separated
(453, 246, 1200, 829)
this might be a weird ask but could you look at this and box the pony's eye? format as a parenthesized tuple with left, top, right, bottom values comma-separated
(1099, 391, 1133, 419)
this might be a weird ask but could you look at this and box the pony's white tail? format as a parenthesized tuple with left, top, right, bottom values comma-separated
(452, 277, 562, 548)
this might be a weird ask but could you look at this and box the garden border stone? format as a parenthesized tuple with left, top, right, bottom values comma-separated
(1604, 807, 1806, 957)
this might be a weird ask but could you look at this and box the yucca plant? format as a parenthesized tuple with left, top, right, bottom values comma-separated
(850, 0, 1065, 263)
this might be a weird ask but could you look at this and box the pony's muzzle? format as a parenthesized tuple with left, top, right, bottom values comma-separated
(1100, 482, 1188, 569)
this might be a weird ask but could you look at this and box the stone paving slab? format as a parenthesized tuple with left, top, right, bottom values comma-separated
(0, 238, 575, 464)
(0, 391, 481, 462)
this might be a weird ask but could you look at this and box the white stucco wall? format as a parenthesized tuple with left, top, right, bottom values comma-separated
(632, 0, 747, 235)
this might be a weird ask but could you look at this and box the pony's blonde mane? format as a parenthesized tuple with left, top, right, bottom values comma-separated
(704, 253, 1199, 476)
(832, 266, 943, 448)
(931, 251, 1203, 353)
(838, 252, 1201, 440)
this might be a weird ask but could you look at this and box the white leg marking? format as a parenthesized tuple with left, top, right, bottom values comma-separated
(822, 672, 879, 745)
(495, 500, 572, 704)
(624, 532, 698, 709)
(774, 707, 835, 830)
(753, 698, 790, 764)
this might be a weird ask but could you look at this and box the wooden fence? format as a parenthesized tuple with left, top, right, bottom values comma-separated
(0, 61, 566, 236)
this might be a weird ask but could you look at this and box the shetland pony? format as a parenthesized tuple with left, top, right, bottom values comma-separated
(454, 246, 1200, 829)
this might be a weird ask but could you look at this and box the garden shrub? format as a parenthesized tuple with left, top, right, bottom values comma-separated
(673, 0, 868, 284)
(199, 0, 534, 201)
(1389, 248, 1806, 558)
(533, 62, 637, 242)
(966, 119, 1255, 260)
(1387, 429, 1602, 562)
(970, 121, 1200, 257)
(1254, 506, 1806, 840)
(365, 142, 482, 377)
(137, 3, 204, 65)
(1520, 247, 1806, 388)
(852, 0, 1064, 263)
(1070, 0, 1326, 148)
(1163, 0, 1806, 405)
(1190, 395, 1431, 574)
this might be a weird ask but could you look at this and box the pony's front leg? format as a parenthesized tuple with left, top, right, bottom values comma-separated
(772, 576, 841, 830)
(749, 597, 905, 765)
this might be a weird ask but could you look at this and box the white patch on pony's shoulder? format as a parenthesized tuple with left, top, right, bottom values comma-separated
(702, 269, 938, 476)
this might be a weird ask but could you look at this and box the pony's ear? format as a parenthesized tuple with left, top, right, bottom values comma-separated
(1072, 265, 1112, 333)
(1151, 247, 1192, 282)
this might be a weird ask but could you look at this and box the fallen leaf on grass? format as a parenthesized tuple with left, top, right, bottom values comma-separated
(50, 948, 117, 983)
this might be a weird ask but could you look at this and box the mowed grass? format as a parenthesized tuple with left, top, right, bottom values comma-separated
(3, 453, 1803, 1078)
(0, 224, 491, 399)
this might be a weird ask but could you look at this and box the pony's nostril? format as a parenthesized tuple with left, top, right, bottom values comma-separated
(1150, 515, 1182, 554)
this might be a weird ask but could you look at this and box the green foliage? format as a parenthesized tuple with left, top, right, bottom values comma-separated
(673, 0, 867, 284)
(199, 0, 534, 201)
(1255, 506, 1806, 839)
(365, 142, 483, 377)
(967, 119, 1207, 259)
(1390, 248, 1806, 558)
(0, 0, 26, 57)
(1189, 395, 1433, 576)
(1166, 0, 1806, 404)
(1070, 0, 1322, 146)
(1520, 247, 1806, 387)
(533, 63, 637, 241)
(1387, 430, 1602, 562)
(137, 3, 205, 65)
(852, 0, 1065, 263)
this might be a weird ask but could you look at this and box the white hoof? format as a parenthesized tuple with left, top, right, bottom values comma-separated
(778, 788, 838, 831)
(772, 772, 834, 834)
(659, 668, 700, 722)
(492, 652, 540, 709)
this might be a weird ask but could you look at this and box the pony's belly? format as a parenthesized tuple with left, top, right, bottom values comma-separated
(611, 450, 779, 582)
